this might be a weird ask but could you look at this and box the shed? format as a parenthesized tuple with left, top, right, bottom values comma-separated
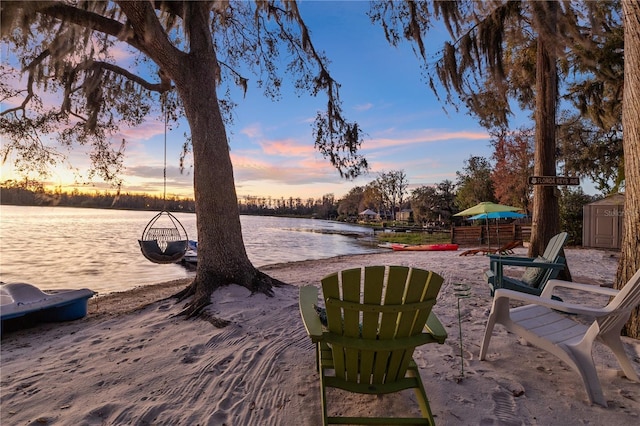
(582, 193, 624, 249)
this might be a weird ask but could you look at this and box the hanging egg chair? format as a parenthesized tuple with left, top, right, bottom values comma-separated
(139, 210, 188, 264)
(138, 98, 189, 264)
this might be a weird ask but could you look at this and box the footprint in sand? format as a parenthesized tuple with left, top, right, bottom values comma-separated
(479, 388, 524, 426)
(181, 343, 206, 364)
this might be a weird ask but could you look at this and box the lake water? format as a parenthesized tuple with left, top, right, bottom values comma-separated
(0, 205, 381, 295)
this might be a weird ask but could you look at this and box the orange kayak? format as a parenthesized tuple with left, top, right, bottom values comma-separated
(391, 243, 459, 252)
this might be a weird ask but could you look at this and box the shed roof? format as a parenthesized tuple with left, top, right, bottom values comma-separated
(586, 193, 625, 206)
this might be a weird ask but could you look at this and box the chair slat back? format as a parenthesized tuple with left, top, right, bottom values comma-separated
(534, 256, 565, 288)
(542, 232, 568, 261)
(361, 266, 386, 381)
(523, 232, 568, 289)
(321, 266, 443, 385)
(598, 268, 640, 334)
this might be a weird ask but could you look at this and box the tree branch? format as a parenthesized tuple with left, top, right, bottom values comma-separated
(35, 1, 185, 69)
(1, 49, 51, 117)
(83, 61, 172, 93)
(35, 2, 136, 48)
(116, 1, 188, 76)
(23, 1, 182, 100)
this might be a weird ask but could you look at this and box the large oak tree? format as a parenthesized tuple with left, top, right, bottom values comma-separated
(619, 0, 640, 337)
(1, 1, 367, 316)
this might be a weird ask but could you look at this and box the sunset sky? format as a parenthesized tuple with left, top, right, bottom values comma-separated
(1, 1, 548, 201)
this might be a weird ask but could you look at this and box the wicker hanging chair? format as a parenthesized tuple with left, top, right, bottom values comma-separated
(138, 99, 189, 264)
(139, 210, 188, 264)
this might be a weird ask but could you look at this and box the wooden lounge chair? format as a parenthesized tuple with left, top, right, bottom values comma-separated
(459, 240, 522, 256)
(458, 247, 484, 256)
(484, 232, 568, 296)
(480, 268, 640, 407)
(299, 266, 447, 425)
(495, 240, 522, 255)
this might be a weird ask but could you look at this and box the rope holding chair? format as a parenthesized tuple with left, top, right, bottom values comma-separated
(139, 210, 188, 264)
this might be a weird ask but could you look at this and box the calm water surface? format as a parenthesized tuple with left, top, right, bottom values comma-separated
(0, 205, 381, 294)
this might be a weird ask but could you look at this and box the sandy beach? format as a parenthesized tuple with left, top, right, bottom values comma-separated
(1, 247, 639, 425)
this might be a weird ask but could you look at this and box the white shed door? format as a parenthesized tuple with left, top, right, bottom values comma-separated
(592, 206, 619, 249)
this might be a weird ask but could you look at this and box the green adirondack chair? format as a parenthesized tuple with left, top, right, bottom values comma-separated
(299, 266, 447, 425)
(484, 232, 568, 296)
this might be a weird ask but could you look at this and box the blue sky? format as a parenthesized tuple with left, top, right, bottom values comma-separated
(2, 1, 540, 201)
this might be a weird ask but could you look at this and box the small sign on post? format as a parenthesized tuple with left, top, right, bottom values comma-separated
(528, 176, 580, 186)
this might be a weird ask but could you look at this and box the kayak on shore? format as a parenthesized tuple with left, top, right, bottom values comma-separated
(391, 243, 459, 252)
(377, 242, 406, 249)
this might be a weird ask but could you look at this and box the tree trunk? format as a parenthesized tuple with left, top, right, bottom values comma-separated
(147, 2, 279, 316)
(529, 2, 569, 279)
(618, 0, 640, 338)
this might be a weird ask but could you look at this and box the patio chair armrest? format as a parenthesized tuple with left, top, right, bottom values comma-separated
(486, 258, 564, 286)
(493, 288, 610, 317)
(487, 256, 534, 275)
(299, 285, 324, 342)
(487, 254, 534, 262)
(423, 312, 447, 344)
(484, 269, 496, 283)
(540, 279, 620, 299)
(490, 258, 565, 269)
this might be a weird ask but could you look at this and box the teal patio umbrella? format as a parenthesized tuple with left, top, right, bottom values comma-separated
(466, 211, 526, 220)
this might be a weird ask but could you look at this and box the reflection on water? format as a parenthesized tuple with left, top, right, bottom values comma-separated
(0, 205, 380, 294)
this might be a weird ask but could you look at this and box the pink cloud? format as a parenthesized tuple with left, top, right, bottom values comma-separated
(364, 129, 489, 151)
(230, 154, 267, 167)
(238, 123, 320, 159)
(230, 151, 338, 186)
(116, 120, 165, 141)
(258, 139, 315, 157)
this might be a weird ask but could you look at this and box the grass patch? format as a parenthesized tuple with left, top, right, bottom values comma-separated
(377, 231, 451, 245)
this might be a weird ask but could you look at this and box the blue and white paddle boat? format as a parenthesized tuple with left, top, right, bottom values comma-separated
(1, 282, 95, 334)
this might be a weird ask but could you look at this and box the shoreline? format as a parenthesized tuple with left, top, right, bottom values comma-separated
(2, 247, 639, 425)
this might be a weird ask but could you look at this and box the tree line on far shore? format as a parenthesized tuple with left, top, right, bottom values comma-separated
(1, 160, 600, 247)
(0, 180, 195, 212)
(0, 179, 334, 217)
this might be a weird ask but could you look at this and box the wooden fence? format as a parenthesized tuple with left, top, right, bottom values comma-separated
(452, 223, 532, 246)
(451, 226, 482, 246)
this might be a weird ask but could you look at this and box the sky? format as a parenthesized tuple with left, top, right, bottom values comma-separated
(1, 1, 543, 201)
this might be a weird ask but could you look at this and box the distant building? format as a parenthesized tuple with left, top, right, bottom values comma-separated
(582, 193, 624, 249)
(396, 209, 413, 223)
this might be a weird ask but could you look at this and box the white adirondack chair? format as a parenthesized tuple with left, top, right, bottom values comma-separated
(480, 268, 640, 407)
